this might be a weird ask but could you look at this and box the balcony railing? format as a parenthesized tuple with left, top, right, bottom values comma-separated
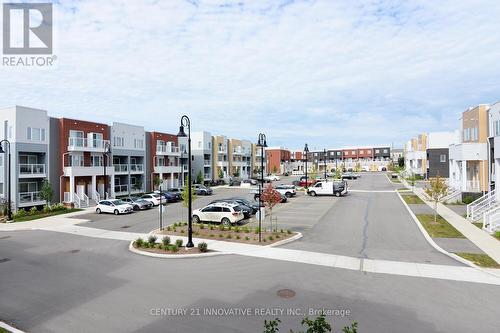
(19, 191, 42, 204)
(204, 159, 211, 165)
(157, 144, 179, 154)
(204, 173, 211, 179)
(68, 137, 110, 150)
(130, 164, 143, 172)
(114, 164, 128, 172)
(19, 163, 45, 175)
(115, 184, 128, 193)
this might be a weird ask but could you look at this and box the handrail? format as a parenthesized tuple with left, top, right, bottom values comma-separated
(73, 192, 81, 208)
(467, 189, 496, 220)
(19, 163, 45, 174)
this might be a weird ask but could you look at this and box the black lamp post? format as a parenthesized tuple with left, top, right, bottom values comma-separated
(257, 133, 267, 243)
(304, 143, 309, 189)
(0, 140, 12, 220)
(103, 141, 111, 199)
(323, 148, 327, 180)
(177, 115, 194, 248)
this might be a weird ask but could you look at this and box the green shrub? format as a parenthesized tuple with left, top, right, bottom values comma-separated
(166, 226, 171, 231)
(287, 229, 292, 234)
(280, 229, 284, 233)
(226, 234, 232, 239)
(29, 206, 39, 215)
(235, 227, 240, 233)
(245, 236, 250, 241)
(183, 222, 188, 226)
(462, 196, 475, 204)
(209, 234, 215, 237)
(135, 238, 144, 247)
(173, 222, 178, 227)
(199, 224, 205, 229)
(254, 227, 260, 234)
(219, 234, 224, 238)
(495, 231, 500, 238)
(43, 205, 51, 213)
(143, 242, 150, 248)
(180, 229, 185, 233)
(51, 203, 66, 211)
(268, 236, 274, 241)
(170, 244, 179, 252)
(236, 235, 241, 239)
(148, 235, 157, 245)
(175, 239, 183, 247)
(13, 209, 27, 219)
(209, 225, 214, 230)
(218, 224, 225, 231)
(243, 226, 250, 233)
(276, 234, 280, 239)
(198, 242, 208, 253)
(162, 236, 170, 246)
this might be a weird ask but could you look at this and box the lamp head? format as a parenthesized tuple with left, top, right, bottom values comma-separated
(177, 125, 187, 138)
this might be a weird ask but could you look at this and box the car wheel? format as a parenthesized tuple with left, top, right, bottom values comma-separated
(114, 209, 119, 215)
(335, 192, 341, 197)
(133, 205, 139, 211)
(285, 192, 292, 198)
(221, 218, 231, 227)
(254, 195, 259, 201)
(309, 191, 317, 197)
(193, 215, 200, 224)
(96, 208, 101, 214)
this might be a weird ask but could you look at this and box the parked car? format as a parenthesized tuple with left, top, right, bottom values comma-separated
(154, 190, 179, 202)
(298, 176, 316, 187)
(141, 193, 163, 206)
(229, 178, 241, 186)
(209, 199, 253, 218)
(307, 180, 347, 197)
(242, 179, 258, 185)
(342, 172, 358, 180)
(167, 187, 184, 194)
(193, 184, 213, 195)
(121, 197, 153, 211)
(264, 175, 280, 181)
(192, 202, 244, 226)
(275, 185, 296, 198)
(95, 199, 133, 215)
(228, 197, 261, 212)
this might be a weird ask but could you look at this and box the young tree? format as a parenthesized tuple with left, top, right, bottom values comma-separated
(334, 167, 342, 179)
(424, 175, 448, 222)
(134, 177, 143, 191)
(398, 156, 405, 168)
(196, 170, 204, 184)
(272, 165, 278, 175)
(233, 169, 240, 178)
(263, 318, 281, 333)
(218, 168, 224, 180)
(153, 175, 161, 190)
(300, 314, 332, 333)
(261, 183, 282, 232)
(181, 182, 197, 208)
(40, 179, 53, 208)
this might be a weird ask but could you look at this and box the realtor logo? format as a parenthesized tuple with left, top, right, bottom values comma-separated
(3, 3, 53, 54)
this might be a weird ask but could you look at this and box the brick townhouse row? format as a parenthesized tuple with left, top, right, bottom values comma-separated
(266, 146, 392, 175)
(0, 106, 267, 211)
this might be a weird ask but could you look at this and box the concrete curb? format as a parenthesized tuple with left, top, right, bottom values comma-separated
(268, 232, 303, 247)
(128, 241, 226, 259)
(0, 321, 25, 333)
(396, 191, 479, 269)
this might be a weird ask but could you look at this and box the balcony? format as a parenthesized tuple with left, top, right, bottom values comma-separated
(204, 173, 211, 180)
(114, 164, 128, 173)
(156, 144, 180, 156)
(218, 146, 227, 153)
(114, 184, 128, 194)
(449, 143, 487, 161)
(64, 164, 114, 177)
(19, 164, 46, 178)
(154, 165, 182, 174)
(204, 159, 211, 166)
(233, 147, 242, 155)
(68, 137, 110, 153)
(18, 191, 45, 207)
(130, 164, 144, 173)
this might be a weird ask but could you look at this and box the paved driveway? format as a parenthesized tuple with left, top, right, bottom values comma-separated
(0, 230, 499, 333)
(283, 173, 461, 265)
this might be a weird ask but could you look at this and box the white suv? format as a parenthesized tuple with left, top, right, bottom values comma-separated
(192, 202, 244, 226)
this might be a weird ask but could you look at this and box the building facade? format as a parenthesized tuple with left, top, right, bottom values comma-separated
(212, 135, 229, 181)
(265, 147, 291, 175)
(191, 131, 212, 184)
(449, 105, 489, 195)
(405, 134, 427, 177)
(148, 131, 182, 190)
(426, 131, 458, 178)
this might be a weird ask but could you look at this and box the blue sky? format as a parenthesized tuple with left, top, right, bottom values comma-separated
(2, 0, 500, 150)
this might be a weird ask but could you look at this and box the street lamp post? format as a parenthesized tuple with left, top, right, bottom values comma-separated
(103, 142, 111, 199)
(159, 184, 163, 230)
(304, 143, 309, 189)
(323, 148, 327, 180)
(177, 115, 194, 248)
(0, 140, 12, 220)
(257, 133, 267, 243)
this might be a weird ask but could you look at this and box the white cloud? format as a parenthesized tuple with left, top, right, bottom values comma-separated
(1, 0, 500, 150)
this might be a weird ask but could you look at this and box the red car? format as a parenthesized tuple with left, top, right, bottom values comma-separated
(298, 176, 316, 187)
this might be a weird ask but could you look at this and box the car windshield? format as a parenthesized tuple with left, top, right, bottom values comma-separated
(233, 206, 242, 211)
(152, 194, 160, 198)
(111, 200, 126, 205)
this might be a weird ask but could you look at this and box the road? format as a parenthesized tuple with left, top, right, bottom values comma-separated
(1, 173, 500, 332)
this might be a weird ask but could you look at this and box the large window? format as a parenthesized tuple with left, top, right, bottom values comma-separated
(440, 154, 447, 163)
(27, 127, 46, 141)
(134, 139, 144, 149)
(114, 136, 124, 147)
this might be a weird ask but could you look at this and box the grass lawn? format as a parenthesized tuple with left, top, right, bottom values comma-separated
(13, 208, 82, 222)
(496, 231, 500, 241)
(397, 187, 410, 192)
(401, 194, 424, 204)
(455, 252, 500, 268)
(416, 214, 465, 238)
(472, 223, 500, 241)
(0, 327, 12, 333)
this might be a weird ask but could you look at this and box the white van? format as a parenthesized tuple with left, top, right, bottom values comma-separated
(307, 180, 347, 197)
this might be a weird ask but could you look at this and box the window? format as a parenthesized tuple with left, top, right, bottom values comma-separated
(27, 127, 31, 140)
(440, 154, 446, 163)
(134, 139, 144, 149)
(383, 149, 388, 153)
(91, 155, 103, 167)
(375, 149, 380, 154)
(0, 155, 2, 166)
(114, 136, 124, 147)
(41, 129, 46, 141)
(337, 152, 341, 155)
(26, 127, 45, 141)
(352, 150, 355, 154)
(463, 128, 471, 141)
(359, 150, 363, 154)
(472, 127, 478, 141)
(495, 120, 500, 136)
(69, 154, 83, 166)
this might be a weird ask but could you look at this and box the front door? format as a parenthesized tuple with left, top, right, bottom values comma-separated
(76, 185, 85, 198)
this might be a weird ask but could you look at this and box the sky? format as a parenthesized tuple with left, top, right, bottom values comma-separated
(1, 0, 500, 151)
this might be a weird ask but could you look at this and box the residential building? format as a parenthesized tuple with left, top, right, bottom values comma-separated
(0, 106, 50, 210)
(449, 104, 489, 196)
(59, 118, 112, 207)
(426, 131, 458, 178)
(265, 147, 291, 175)
(228, 138, 252, 179)
(391, 148, 404, 164)
(148, 131, 182, 190)
(488, 101, 500, 191)
(405, 134, 428, 177)
(251, 143, 267, 177)
(110, 122, 146, 197)
(212, 135, 229, 181)
(191, 131, 212, 184)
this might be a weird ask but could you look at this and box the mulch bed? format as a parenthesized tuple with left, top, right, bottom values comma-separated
(133, 243, 212, 255)
(156, 223, 297, 245)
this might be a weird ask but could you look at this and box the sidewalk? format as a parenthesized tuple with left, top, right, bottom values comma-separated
(402, 179, 500, 263)
(2, 211, 500, 285)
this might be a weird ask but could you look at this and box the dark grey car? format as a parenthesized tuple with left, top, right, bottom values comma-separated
(122, 197, 153, 211)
